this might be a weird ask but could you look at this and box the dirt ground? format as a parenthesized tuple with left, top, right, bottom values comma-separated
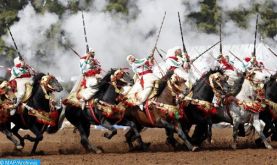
(0, 127, 276, 165)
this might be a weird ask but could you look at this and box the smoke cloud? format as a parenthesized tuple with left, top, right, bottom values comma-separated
(2, 0, 276, 83)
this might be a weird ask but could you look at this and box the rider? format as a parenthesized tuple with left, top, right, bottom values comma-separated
(216, 54, 238, 86)
(9, 56, 34, 115)
(165, 46, 190, 71)
(243, 53, 263, 71)
(166, 46, 196, 90)
(77, 48, 102, 110)
(125, 53, 157, 110)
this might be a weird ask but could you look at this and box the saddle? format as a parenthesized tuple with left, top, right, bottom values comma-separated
(63, 92, 82, 108)
(122, 81, 159, 107)
(224, 96, 265, 113)
(21, 83, 33, 103)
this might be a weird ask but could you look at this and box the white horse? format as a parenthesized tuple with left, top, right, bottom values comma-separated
(227, 69, 272, 149)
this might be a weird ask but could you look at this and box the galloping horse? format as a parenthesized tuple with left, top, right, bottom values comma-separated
(10, 73, 63, 154)
(210, 69, 272, 149)
(258, 72, 277, 142)
(180, 68, 229, 145)
(64, 69, 141, 153)
(124, 71, 198, 151)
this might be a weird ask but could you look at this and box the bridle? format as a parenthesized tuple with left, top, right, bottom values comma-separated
(167, 74, 187, 97)
(40, 75, 57, 111)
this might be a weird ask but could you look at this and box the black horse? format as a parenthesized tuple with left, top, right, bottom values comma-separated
(10, 73, 63, 154)
(64, 69, 145, 153)
(181, 68, 230, 145)
(257, 72, 277, 144)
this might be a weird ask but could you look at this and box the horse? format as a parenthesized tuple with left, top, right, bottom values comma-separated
(0, 80, 23, 150)
(64, 69, 142, 153)
(213, 69, 272, 149)
(10, 73, 63, 154)
(257, 72, 277, 143)
(123, 71, 198, 151)
(179, 68, 230, 145)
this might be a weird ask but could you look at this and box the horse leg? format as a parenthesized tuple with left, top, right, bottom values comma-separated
(11, 125, 25, 147)
(174, 122, 198, 151)
(27, 125, 48, 155)
(160, 119, 196, 151)
(255, 116, 272, 145)
(252, 115, 273, 149)
(207, 118, 213, 144)
(76, 123, 102, 154)
(122, 120, 150, 151)
(231, 120, 240, 150)
(165, 127, 178, 149)
(125, 129, 135, 151)
(2, 129, 23, 150)
(271, 120, 277, 141)
(100, 118, 117, 139)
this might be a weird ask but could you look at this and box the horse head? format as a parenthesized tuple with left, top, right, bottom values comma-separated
(111, 68, 133, 89)
(265, 73, 277, 102)
(168, 73, 190, 96)
(0, 81, 16, 104)
(40, 74, 63, 93)
(247, 69, 270, 85)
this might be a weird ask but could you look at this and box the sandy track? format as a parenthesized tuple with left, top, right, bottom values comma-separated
(1, 127, 276, 165)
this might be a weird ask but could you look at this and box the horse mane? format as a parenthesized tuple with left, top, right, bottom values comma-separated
(93, 69, 116, 97)
(192, 67, 224, 89)
(156, 70, 174, 96)
(31, 73, 45, 96)
(270, 71, 277, 80)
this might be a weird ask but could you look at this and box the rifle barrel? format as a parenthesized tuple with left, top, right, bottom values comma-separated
(191, 41, 220, 63)
(81, 10, 89, 53)
(152, 12, 166, 59)
(178, 12, 187, 54)
(253, 14, 259, 57)
(6, 25, 22, 59)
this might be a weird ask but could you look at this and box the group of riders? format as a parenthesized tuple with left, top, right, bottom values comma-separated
(0, 45, 266, 118)
(1, 39, 276, 153)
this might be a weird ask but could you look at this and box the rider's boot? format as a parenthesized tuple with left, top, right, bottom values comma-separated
(10, 96, 23, 116)
(138, 104, 144, 111)
(80, 99, 86, 110)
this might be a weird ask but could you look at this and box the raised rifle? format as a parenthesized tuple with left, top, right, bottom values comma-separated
(81, 10, 89, 53)
(253, 14, 259, 57)
(191, 41, 220, 63)
(178, 12, 188, 59)
(151, 12, 166, 59)
(69, 46, 81, 58)
(219, 23, 222, 55)
(6, 25, 23, 60)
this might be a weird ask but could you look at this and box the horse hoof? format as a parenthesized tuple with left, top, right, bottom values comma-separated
(103, 132, 110, 139)
(95, 149, 102, 154)
(15, 145, 23, 150)
(266, 145, 273, 150)
(231, 144, 237, 150)
(191, 146, 199, 152)
(141, 142, 151, 151)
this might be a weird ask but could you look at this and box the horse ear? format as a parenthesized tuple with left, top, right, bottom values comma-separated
(47, 73, 50, 76)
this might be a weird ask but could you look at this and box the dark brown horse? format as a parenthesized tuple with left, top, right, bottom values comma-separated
(124, 71, 197, 151)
